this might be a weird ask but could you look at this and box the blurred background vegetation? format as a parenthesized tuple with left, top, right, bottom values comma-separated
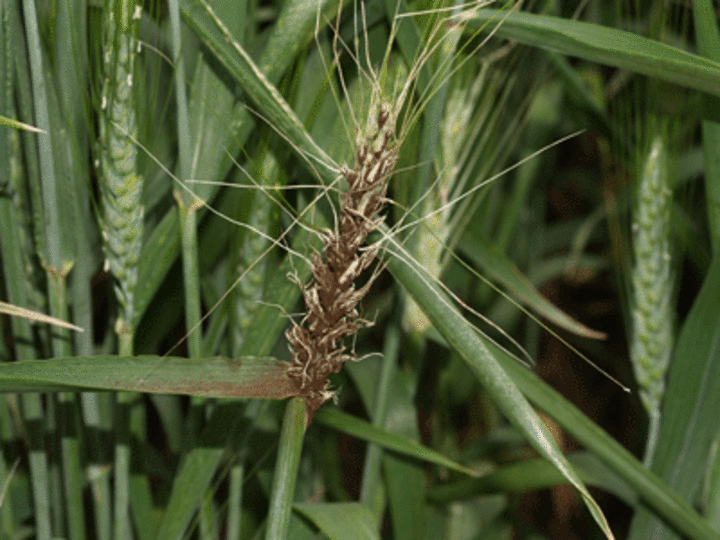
(1, 0, 720, 539)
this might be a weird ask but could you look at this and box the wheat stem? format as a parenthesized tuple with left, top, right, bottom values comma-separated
(265, 397, 306, 540)
(0, 10, 52, 538)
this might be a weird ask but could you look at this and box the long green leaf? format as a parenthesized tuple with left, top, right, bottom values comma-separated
(384, 235, 720, 540)
(693, 0, 720, 251)
(469, 9, 720, 98)
(179, 0, 337, 187)
(428, 451, 637, 508)
(0, 355, 296, 398)
(458, 232, 606, 339)
(314, 407, 474, 476)
(693, 1, 720, 535)
(383, 237, 614, 539)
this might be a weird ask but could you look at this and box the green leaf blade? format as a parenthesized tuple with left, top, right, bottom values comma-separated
(314, 407, 475, 476)
(384, 238, 615, 539)
(470, 9, 720, 98)
(458, 233, 606, 339)
(0, 355, 297, 398)
(294, 503, 379, 540)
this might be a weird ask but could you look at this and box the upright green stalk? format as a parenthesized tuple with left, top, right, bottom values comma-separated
(265, 397, 306, 540)
(226, 462, 246, 540)
(20, 0, 88, 537)
(168, 0, 202, 362)
(54, 1, 98, 536)
(97, 1, 143, 538)
(629, 133, 674, 467)
(169, 0, 213, 455)
(55, 4, 111, 531)
(0, 4, 50, 539)
(0, 0, 12, 329)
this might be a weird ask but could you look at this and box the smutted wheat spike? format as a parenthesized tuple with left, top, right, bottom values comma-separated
(286, 102, 398, 420)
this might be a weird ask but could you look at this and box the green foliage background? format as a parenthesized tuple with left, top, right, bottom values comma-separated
(1, 0, 720, 539)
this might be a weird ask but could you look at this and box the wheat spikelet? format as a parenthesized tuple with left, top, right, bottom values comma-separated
(286, 101, 398, 420)
(630, 133, 674, 465)
(97, 5, 143, 335)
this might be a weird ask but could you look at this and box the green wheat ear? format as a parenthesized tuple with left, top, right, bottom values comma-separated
(97, 3, 144, 338)
(630, 132, 675, 466)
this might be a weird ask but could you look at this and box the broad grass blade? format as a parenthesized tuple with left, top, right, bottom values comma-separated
(386, 232, 720, 540)
(0, 355, 297, 398)
(315, 407, 474, 476)
(384, 237, 615, 539)
(294, 503, 379, 540)
(470, 9, 720, 98)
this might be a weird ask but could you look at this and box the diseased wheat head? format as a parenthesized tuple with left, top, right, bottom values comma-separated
(285, 1, 495, 421)
(286, 101, 398, 420)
